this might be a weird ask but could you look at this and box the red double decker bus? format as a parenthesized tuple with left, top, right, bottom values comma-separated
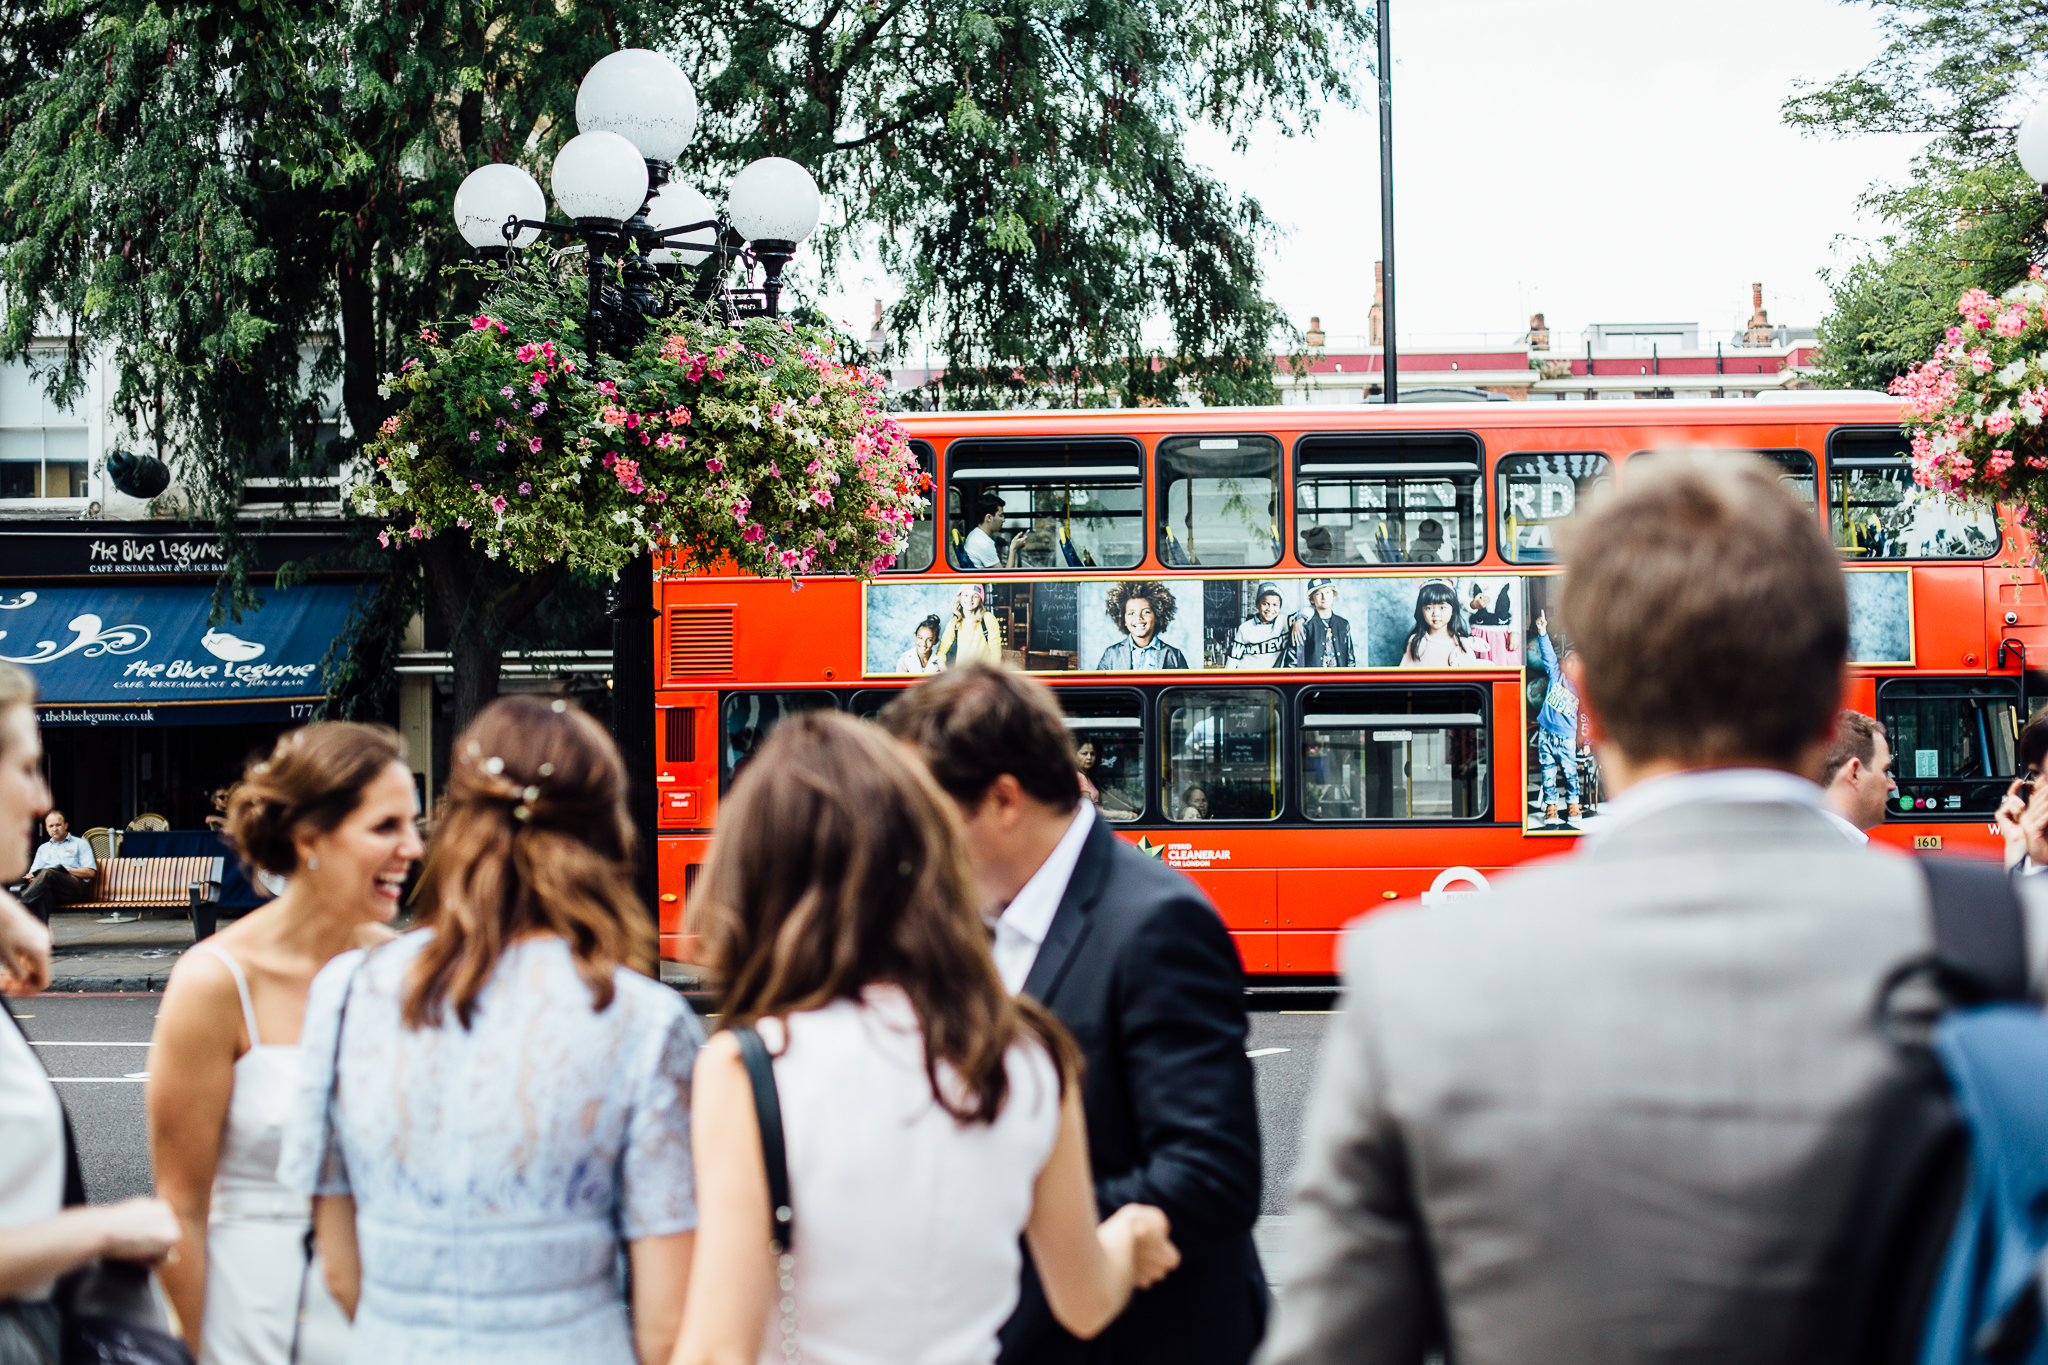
(650, 395, 2036, 982)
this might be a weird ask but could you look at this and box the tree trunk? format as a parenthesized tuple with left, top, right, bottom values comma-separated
(423, 534, 569, 738)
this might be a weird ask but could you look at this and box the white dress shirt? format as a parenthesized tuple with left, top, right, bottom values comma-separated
(0, 1019, 66, 1299)
(963, 526, 1000, 569)
(1820, 808, 1870, 844)
(990, 801, 1096, 994)
(1587, 767, 1831, 848)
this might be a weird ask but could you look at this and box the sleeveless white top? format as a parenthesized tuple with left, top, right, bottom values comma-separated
(758, 986, 1062, 1365)
(188, 942, 350, 1365)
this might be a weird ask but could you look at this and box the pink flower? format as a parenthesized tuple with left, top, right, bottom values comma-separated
(531, 402, 547, 417)
(377, 529, 391, 548)
(1996, 309, 2028, 339)
(1987, 412, 2016, 436)
(471, 317, 490, 331)
(469, 430, 480, 441)
(769, 461, 782, 477)
(490, 495, 509, 515)
(705, 458, 725, 473)
(812, 487, 834, 507)
(528, 437, 543, 453)
(499, 386, 515, 398)
(516, 343, 538, 362)
(456, 517, 471, 528)
(743, 523, 765, 543)
(407, 525, 425, 540)
(496, 441, 507, 452)
(518, 481, 533, 495)
(668, 407, 691, 426)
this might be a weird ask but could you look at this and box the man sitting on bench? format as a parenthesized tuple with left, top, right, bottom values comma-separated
(20, 809, 95, 925)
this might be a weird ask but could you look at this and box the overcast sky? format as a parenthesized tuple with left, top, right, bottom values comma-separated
(811, 0, 1926, 351)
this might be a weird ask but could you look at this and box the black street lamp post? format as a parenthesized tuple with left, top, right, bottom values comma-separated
(450, 48, 822, 919)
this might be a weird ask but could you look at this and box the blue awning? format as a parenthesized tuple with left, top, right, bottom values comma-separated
(0, 584, 361, 722)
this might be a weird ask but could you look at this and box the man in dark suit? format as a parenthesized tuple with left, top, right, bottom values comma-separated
(881, 665, 1265, 1365)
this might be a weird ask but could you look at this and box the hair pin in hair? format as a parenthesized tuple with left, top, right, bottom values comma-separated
(538, 763, 555, 777)
(550, 699, 567, 713)
(513, 805, 532, 821)
(522, 786, 540, 802)
(466, 741, 482, 758)
(483, 756, 505, 775)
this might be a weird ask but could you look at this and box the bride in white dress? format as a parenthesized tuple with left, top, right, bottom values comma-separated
(149, 723, 421, 1364)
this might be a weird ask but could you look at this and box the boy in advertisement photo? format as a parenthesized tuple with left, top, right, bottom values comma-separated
(1225, 582, 1295, 669)
(1096, 581, 1189, 670)
(1289, 578, 1355, 668)
(1531, 606, 1587, 827)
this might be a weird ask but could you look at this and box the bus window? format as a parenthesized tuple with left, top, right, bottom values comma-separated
(1058, 688, 1146, 822)
(720, 691, 838, 791)
(1497, 453, 1611, 564)
(1633, 447, 1819, 517)
(1294, 433, 1484, 566)
(882, 441, 938, 573)
(1878, 678, 2020, 817)
(1828, 428, 1999, 560)
(1163, 688, 1281, 821)
(1156, 435, 1282, 568)
(847, 689, 903, 721)
(946, 439, 1144, 572)
(1298, 687, 1488, 820)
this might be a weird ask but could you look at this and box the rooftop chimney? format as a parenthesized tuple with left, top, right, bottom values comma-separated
(1305, 315, 1326, 349)
(1743, 283, 1773, 347)
(1368, 262, 1384, 347)
(1528, 312, 1550, 352)
(869, 299, 885, 349)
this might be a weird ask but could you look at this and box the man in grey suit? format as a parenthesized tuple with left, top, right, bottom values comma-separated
(1260, 452, 2047, 1365)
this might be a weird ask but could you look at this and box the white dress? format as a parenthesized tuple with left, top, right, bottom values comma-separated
(757, 986, 1062, 1365)
(189, 942, 351, 1365)
(278, 934, 702, 1365)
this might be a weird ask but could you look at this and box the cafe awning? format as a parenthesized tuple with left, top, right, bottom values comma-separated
(1, 584, 363, 726)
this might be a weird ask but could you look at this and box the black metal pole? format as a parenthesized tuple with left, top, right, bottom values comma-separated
(1376, 0, 1397, 406)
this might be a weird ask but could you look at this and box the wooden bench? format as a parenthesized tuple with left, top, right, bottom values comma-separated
(71, 856, 227, 940)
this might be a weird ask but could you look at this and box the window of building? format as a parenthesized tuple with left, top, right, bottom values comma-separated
(1155, 435, 1282, 568)
(1162, 688, 1280, 821)
(719, 690, 838, 791)
(1058, 688, 1146, 822)
(240, 345, 346, 507)
(1496, 453, 1611, 563)
(883, 441, 938, 573)
(946, 439, 1144, 571)
(1631, 447, 1819, 516)
(846, 689, 901, 721)
(1828, 428, 1999, 560)
(0, 357, 89, 501)
(1294, 433, 1484, 566)
(1298, 687, 1488, 820)
(1878, 678, 2020, 818)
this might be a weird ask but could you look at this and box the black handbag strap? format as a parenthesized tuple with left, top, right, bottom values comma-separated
(732, 1024, 793, 1254)
(1921, 858, 2032, 1003)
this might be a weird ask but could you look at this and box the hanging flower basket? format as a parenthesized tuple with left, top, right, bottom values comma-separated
(356, 259, 928, 582)
(1892, 266, 2048, 554)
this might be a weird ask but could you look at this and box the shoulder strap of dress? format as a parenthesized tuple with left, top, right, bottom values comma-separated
(192, 941, 262, 1047)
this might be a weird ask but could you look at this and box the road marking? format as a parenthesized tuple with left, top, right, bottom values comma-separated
(48, 1077, 148, 1083)
(1246, 1047, 1291, 1058)
(28, 1041, 151, 1046)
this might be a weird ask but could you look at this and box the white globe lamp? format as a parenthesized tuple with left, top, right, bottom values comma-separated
(727, 157, 822, 247)
(453, 164, 547, 250)
(2020, 98, 2048, 186)
(550, 131, 651, 224)
(646, 180, 719, 264)
(576, 49, 699, 164)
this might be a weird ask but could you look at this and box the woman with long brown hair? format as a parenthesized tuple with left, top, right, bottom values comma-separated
(152, 722, 418, 1365)
(278, 696, 701, 1365)
(671, 712, 1178, 1365)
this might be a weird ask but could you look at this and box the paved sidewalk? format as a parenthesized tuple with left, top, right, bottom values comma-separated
(46, 911, 194, 992)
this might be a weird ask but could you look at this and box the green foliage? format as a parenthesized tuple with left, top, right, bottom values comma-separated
(361, 255, 923, 581)
(1783, 0, 2048, 389)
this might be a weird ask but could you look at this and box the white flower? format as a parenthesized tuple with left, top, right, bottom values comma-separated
(612, 510, 630, 524)
(486, 542, 500, 560)
(388, 477, 409, 495)
(377, 382, 391, 400)
(2024, 283, 2046, 306)
(1999, 360, 2029, 387)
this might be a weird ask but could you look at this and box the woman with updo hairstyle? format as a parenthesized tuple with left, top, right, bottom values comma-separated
(277, 695, 702, 1365)
(2, 661, 180, 1365)
(150, 721, 420, 1365)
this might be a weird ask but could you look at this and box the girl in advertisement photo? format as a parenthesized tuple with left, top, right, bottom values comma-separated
(894, 615, 946, 675)
(937, 585, 1005, 668)
(1399, 579, 1480, 669)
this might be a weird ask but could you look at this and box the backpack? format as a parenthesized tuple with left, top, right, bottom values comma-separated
(1819, 858, 2048, 1365)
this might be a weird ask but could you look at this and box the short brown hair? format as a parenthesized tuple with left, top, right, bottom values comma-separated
(227, 723, 407, 878)
(1557, 453, 1847, 767)
(879, 664, 1081, 811)
(692, 710, 1078, 1123)
(407, 696, 653, 1029)
(1820, 710, 1886, 787)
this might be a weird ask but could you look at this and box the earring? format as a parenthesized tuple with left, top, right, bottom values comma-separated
(307, 856, 319, 870)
